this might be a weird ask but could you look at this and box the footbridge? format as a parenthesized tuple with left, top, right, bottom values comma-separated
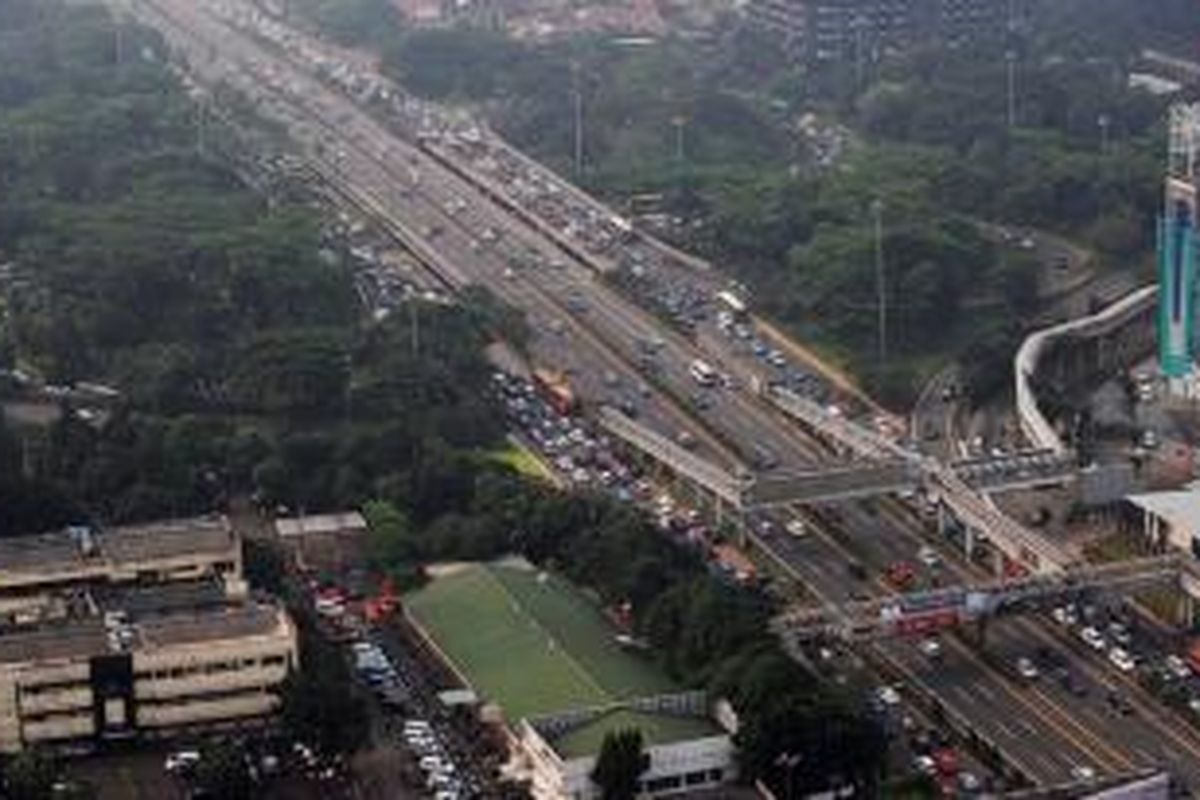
(772, 552, 1192, 642)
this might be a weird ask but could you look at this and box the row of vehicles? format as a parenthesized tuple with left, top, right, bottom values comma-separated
(401, 719, 463, 800)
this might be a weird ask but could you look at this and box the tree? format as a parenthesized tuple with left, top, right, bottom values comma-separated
(590, 729, 649, 800)
(362, 499, 418, 567)
(192, 741, 253, 800)
(3, 750, 60, 800)
(278, 624, 369, 756)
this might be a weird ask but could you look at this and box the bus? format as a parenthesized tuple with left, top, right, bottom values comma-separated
(689, 359, 718, 387)
(715, 290, 748, 320)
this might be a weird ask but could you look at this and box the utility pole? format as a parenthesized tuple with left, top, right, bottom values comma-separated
(570, 61, 584, 178)
(670, 115, 686, 161)
(409, 300, 420, 357)
(1098, 113, 1111, 154)
(872, 198, 887, 365)
(196, 94, 208, 157)
(1005, 0, 1018, 129)
(1005, 50, 1017, 129)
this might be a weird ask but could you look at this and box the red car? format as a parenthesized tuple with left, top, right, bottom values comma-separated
(886, 561, 917, 590)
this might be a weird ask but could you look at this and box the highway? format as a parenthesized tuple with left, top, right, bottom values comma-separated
(120, 0, 1200, 789)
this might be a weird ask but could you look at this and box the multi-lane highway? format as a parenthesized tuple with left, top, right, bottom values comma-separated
(119, 0, 1200, 789)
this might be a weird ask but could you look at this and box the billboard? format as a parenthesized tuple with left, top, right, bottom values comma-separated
(1158, 176, 1198, 378)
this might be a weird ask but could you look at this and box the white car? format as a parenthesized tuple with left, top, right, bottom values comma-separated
(786, 519, 808, 538)
(918, 638, 942, 658)
(1050, 606, 1077, 626)
(1079, 626, 1106, 652)
(164, 751, 201, 773)
(1166, 655, 1192, 680)
(875, 685, 901, 707)
(1016, 657, 1040, 681)
(1070, 765, 1096, 782)
(917, 545, 940, 568)
(1108, 647, 1136, 673)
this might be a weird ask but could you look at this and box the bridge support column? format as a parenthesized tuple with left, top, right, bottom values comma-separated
(1179, 593, 1196, 631)
(964, 525, 976, 561)
(937, 503, 949, 537)
(992, 547, 1005, 579)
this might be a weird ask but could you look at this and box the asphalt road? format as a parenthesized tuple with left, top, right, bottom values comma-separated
(117, 0, 1200, 790)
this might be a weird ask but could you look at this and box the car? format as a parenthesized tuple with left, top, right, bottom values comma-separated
(1051, 605, 1077, 626)
(958, 771, 982, 792)
(1189, 696, 1200, 716)
(918, 638, 942, 659)
(1107, 621, 1132, 646)
(1166, 655, 1192, 680)
(1108, 647, 1136, 673)
(1070, 765, 1096, 782)
(916, 545, 940, 568)
(1060, 671, 1089, 697)
(875, 685, 901, 707)
(785, 519, 808, 538)
(1016, 657, 1040, 681)
(767, 350, 787, 368)
(164, 750, 201, 773)
(1079, 626, 1106, 651)
(885, 561, 917, 590)
(913, 754, 937, 776)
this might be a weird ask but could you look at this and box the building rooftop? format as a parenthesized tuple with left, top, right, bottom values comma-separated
(0, 602, 285, 666)
(103, 517, 235, 564)
(1127, 487, 1200, 541)
(546, 706, 720, 759)
(0, 620, 109, 666)
(94, 579, 229, 619)
(0, 532, 89, 573)
(138, 603, 283, 649)
(274, 512, 367, 538)
(0, 517, 236, 583)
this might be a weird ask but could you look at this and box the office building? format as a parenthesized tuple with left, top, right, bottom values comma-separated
(0, 600, 296, 752)
(0, 516, 299, 752)
(745, 0, 1010, 63)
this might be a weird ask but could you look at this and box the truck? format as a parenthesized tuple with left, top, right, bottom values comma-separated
(533, 368, 575, 415)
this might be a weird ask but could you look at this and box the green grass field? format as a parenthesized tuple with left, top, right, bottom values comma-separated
(404, 561, 688, 740)
(485, 440, 557, 483)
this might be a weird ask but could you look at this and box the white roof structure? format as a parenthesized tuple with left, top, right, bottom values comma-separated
(1126, 487, 1200, 541)
(274, 512, 367, 539)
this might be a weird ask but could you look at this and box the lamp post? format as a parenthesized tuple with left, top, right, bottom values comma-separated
(871, 198, 887, 365)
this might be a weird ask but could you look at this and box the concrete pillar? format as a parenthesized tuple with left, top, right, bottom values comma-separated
(1180, 593, 1196, 631)
(964, 525, 976, 561)
(992, 547, 1005, 579)
(937, 503, 949, 537)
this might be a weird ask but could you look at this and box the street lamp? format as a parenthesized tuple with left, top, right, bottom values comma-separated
(776, 752, 802, 800)
(670, 115, 686, 162)
(871, 198, 887, 365)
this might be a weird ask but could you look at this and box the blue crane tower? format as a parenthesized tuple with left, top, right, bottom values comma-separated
(1159, 103, 1200, 391)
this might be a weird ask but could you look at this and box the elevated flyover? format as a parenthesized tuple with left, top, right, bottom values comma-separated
(1014, 285, 1158, 454)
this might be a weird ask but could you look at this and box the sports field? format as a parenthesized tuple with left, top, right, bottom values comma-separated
(404, 560, 677, 722)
